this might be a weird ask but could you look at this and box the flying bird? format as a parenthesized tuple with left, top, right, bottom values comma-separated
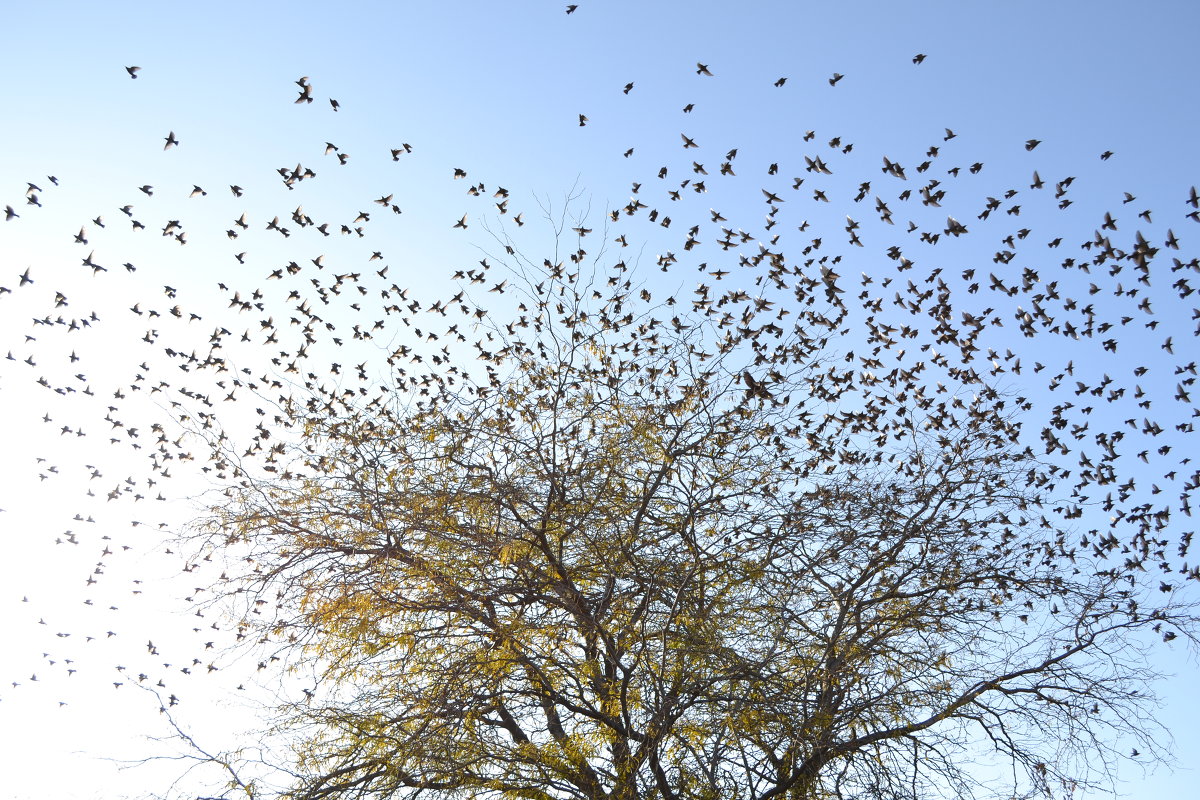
(742, 372, 772, 400)
(295, 77, 314, 103)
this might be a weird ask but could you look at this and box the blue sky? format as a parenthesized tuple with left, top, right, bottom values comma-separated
(1, 2, 1199, 798)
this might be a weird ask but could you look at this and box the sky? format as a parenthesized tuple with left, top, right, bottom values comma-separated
(1, 1, 1199, 798)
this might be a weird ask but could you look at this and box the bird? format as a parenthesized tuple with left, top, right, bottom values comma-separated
(696, 63, 713, 76)
(164, 131, 179, 150)
(623, 82, 634, 94)
(125, 65, 141, 78)
(579, 114, 588, 126)
(742, 371, 772, 400)
(829, 73, 844, 86)
(295, 76, 314, 104)
(912, 53, 926, 64)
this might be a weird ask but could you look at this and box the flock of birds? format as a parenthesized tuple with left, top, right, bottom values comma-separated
(1, 44, 1198, 767)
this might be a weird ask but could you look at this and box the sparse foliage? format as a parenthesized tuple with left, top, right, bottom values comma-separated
(185, 218, 1194, 800)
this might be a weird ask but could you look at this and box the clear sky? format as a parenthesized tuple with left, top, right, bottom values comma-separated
(1, 2, 1198, 798)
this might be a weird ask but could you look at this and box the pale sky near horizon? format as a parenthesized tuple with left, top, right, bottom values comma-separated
(2, 2, 1199, 799)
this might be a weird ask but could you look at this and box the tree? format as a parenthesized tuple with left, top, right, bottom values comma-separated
(3, 9, 1198, 800)
(190, 221, 1193, 800)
